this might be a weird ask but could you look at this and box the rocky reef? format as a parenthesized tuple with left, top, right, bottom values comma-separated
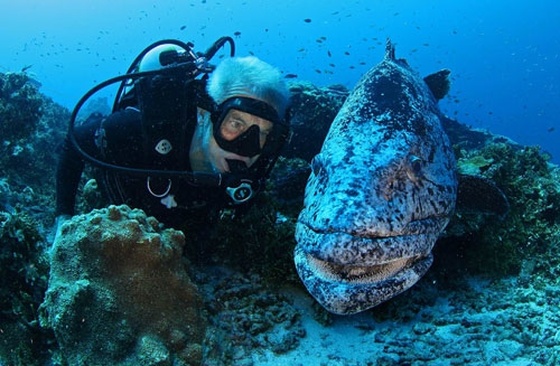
(1, 72, 560, 365)
(0, 72, 42, 142)
(0, 72, 69, 232)
(40, 204, 205, 365)
(0, 72, 68, 365)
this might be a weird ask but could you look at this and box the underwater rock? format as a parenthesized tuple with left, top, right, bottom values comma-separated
(39, 204, 205, 366)
(282, 81, 348, 162)
(196, 267, 305, 364)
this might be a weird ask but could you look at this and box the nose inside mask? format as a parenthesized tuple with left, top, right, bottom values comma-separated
(216, 123, 262, 157)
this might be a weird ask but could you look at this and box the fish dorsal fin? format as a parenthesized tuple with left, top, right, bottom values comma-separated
(423, 69, 452, 100)
(385, 38, 396, 61)
(456, 174, 510, 218)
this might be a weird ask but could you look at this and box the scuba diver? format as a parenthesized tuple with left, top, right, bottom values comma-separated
(54, 37, 291, 233)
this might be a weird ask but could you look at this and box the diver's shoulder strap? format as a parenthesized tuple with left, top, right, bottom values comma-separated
(135, 75, 199, 170)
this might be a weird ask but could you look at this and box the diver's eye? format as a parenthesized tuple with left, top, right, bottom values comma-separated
(230, 118, 246, 130)
(222, 118, 247, 138)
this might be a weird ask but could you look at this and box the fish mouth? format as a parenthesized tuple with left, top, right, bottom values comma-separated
(295, 219, 442, 267)
(293, 244, 434, 314)
(293, 220, 438, 314)
(304, 252, 423, 285)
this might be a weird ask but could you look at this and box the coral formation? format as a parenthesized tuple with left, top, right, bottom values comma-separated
(39, 205, 206, 365)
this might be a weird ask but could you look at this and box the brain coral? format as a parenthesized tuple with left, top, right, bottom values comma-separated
(39, 205, 205, 366)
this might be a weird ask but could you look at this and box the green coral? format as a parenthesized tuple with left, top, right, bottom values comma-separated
(40, 204, 206, 366)
(457, 154, 494, 176)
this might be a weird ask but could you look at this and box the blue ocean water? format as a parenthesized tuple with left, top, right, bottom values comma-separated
(1, 0, 558, 161)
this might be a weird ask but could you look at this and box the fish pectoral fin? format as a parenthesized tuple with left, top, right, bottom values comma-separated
(456, 174, 510, 218)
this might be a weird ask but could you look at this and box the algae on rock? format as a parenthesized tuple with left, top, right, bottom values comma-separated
(39, 205, 206, 366)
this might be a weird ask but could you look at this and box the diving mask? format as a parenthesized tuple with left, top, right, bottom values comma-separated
(212, 96, 289, 158)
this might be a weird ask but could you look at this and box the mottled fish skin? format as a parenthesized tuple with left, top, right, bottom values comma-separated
(294, 40, 458, 315)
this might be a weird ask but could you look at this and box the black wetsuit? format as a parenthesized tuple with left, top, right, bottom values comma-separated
(56, 80, 227, 229)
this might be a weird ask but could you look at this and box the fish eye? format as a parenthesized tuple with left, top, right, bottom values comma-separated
(407, 155, 424, 180)
(410, 156, 423, 173)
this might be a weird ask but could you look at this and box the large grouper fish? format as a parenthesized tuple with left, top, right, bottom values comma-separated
(295, 40, 461, 315)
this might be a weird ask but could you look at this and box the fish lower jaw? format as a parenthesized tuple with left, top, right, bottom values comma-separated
(304, 252, 424, 285)
(294, 249, 434, 314)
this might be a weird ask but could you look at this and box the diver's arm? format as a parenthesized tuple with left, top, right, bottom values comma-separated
(55, 134, 85, 217)
(55, 112, 105, 217)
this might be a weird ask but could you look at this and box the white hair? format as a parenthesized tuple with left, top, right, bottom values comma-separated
(207, 56, 290, 115)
